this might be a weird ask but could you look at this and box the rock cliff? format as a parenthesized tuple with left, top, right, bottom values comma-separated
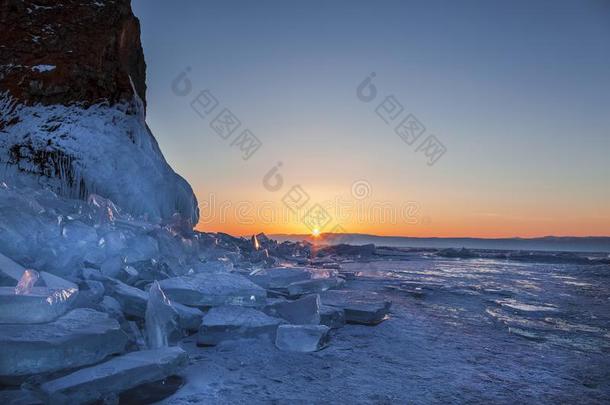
(0, 0, 199, 224)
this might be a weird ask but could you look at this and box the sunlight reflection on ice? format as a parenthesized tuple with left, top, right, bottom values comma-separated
(14, 269, 39, 295)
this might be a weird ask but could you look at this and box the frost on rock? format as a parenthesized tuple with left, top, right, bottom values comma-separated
(145, 281, 179, 349)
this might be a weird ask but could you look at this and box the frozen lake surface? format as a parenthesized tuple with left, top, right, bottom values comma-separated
(162, 255, 610, 404)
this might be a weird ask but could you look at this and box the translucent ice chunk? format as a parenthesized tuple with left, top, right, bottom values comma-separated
(61, 220, 98, 247)
(158, 272, 266, 308)
(39, 271, 78, 290)
(263, 294, 321, 325)
(40, 347, 188, 404)
(98, 230, 127, 256)
(0, 252, 27, 283)
(0, 309, 127, 377)
(15, 269, 39, 295)
(145, 281, 179, 349)
(275, 324, 330, 352)
(0, 286, 78, 324)
(124, 235, 159, 263)
(197, 306, 284, 346)
(87, 193, 120, 224)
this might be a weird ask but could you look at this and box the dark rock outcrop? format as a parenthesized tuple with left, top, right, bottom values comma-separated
(0, 0, 146, 107)
(0, 0, 199, 224)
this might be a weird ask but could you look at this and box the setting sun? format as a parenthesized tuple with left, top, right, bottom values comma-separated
(312, 228, 320, 237)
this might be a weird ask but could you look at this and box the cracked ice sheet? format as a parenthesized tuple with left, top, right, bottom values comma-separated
(160, 256, 610, 404)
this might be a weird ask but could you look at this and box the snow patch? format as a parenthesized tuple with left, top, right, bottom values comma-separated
(31, 64, 55, 72)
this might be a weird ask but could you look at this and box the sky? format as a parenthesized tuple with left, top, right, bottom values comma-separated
(132, 0, 610, 238)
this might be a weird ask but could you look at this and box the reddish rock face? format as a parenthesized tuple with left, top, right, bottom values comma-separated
(0, 0, 199, 224)
(0, 0, 146, 108)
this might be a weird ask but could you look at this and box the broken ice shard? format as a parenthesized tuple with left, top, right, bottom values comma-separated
(197, 305, 284, 346)
(61, 220, 98, 247)
(0, 309, 127, 379)
(286, 277, 345, 298)
(87, 193, 120, 224)
(38, 271, 78, 290)
(145, 281, 180, 349)
(0, 252, 30, 285)
(320, 305, 346, 329)
(73, 280, 105, 309)
(100, 256, 124, 278)
(173, 302, 204, 331)
(159, 272, 267, 308)
(124, 234, 159, 263)
(320, 290, 391, 325)
(101, 277, 202, 329)
(14, 269, 39, 295)
(188, 259, 234, 274)
(102, 277, 148, 318)
(0, 284, 78, 324)
(247, 267, 313, 290)
(263, 294, 321, 325)
(98, 295, 125, 321)
(40, 346, 188, 404)
(275, 324, 330, 352)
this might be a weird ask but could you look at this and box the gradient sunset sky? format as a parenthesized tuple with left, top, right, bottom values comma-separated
(133, 0, 610, 238)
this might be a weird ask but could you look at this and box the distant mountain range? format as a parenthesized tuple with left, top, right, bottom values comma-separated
(270, 233, 610, 253)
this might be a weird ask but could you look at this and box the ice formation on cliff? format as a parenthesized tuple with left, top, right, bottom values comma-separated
(0, 90, 198, 224)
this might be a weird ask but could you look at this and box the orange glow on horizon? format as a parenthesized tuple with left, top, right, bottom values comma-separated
(195, 217, 610, 239)
(192, 190, 610, 239)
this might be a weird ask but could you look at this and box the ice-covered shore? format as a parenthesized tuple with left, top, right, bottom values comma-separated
(0, 181, 393, 403)
(1, 181, 608, 403)
(163, 254, 610, 404)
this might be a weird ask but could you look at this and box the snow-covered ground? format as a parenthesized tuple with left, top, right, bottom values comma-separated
(163, 256, 610, 404)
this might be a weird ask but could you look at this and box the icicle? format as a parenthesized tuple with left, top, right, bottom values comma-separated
(145, 281, 179, 349)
